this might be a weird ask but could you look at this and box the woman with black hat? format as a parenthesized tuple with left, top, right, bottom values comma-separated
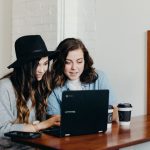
(0, 35, 60, 137)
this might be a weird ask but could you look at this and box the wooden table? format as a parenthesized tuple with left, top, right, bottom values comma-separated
(13, 115, 150, 150)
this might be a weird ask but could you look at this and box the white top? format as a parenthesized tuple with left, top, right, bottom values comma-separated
(67, 79, 82, 90)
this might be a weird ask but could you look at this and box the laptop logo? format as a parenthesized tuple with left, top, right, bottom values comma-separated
(64, 110, 76, 114)
(65, 94, 74, 98)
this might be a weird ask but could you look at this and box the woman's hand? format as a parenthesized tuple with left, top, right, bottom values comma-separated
(23, 115, 61, 132)
(49, 115, 61, 126)
(35, 115, 61, 131)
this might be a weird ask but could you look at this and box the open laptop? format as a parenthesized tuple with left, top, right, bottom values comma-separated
(44, 90, 109, 137)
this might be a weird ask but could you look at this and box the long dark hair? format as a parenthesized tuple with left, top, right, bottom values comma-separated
(51, 38, 98, 88)
(2, 57, 51, 123)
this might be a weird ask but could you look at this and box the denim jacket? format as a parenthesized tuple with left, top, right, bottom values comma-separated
(47, 70, 116, 115)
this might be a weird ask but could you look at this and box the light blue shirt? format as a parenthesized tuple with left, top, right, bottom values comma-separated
(47, 70, 116, 115)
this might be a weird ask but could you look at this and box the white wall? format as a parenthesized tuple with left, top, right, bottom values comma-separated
(95, 0, 150, 116)
(60, 0, 96, 51)
(12, 0, 57, 62)
(0, 0, 12, 77)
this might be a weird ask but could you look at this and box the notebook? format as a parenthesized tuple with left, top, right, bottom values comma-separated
(44, 90, 109, 137)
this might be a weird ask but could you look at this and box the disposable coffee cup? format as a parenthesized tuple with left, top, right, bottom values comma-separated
(107, 105, 114, 128)
(117, 103, 132, 126)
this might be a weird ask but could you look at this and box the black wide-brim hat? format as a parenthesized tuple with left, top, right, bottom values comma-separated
(7, 35, 57, 69)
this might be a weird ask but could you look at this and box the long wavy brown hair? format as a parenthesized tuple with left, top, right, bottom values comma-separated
(51, 38, 98, 88)
(2, 57, 51, 123)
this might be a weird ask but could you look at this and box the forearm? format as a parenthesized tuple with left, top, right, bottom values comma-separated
(27, 116, 60, 132)
(35, 119, 53, 131)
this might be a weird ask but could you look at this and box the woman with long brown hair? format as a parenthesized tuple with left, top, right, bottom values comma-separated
(0, 35, 60, 137)
(47, 38, 117, 120)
